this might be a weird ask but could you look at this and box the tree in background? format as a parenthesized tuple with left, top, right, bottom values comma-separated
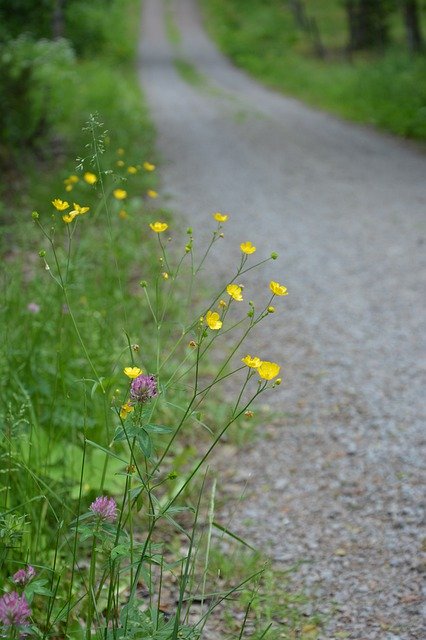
(344, 0, 395, 51)
(401, 0, 423, 52)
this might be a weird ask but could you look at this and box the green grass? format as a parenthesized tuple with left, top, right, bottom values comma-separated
(0, 1, 326, 635)
(201, 0, 426, 139)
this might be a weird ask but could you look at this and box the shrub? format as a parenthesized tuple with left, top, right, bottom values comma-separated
(0, 36, 76, 165)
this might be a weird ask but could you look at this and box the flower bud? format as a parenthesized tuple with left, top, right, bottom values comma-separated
(39, 250, 46, 257)
(139, 280, 148, 288)
(268, 306, 275, 313)
(270, 252, 278, 260)
(132, 344, 140, 351)
(244, 410, 254, 418)
(186, 227, 193, 235)
(32, 211, 39, 220)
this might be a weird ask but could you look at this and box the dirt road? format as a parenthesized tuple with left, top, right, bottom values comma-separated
(138, 1, 426, 637)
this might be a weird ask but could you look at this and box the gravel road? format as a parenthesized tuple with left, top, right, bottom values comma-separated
(138, 0, 426, 637)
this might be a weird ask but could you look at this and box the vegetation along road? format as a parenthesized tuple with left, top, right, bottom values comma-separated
(139, 0, 426, 637)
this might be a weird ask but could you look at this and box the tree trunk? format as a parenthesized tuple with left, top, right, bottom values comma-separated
(345, 0, 390, 51)
(402, 0, 423, 52)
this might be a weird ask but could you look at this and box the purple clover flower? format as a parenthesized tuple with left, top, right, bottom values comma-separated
(130, 374, 157, 404)
(12, 566, 36, 586)
(89, 496, 117, 522)
(0, 591, 31, 627)
(27, 302, 40, 314)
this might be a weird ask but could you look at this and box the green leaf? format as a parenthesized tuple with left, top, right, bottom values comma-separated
(144, 423, 174, 434)
(136, 429, 152, 458)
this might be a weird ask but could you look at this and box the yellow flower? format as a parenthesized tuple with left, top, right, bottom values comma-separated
(72, 203, 90, 215)
(124, 366, 142, 379)
(84, 172, 97, 185)
(149, 221, 168, 233)
(213, 212, 228, 222)
(147, 189, 158, 199)
(62, 211, 78, 223)
(240, 241, 256, 254)
(242, 355, 261, 369)
(52, 198, 69, 211)
(269, 281, 288, 296)
(116, 160, 125, 167)
(63, 175, 79, 191)
(120, 402, 134, 419)
(162, 272, 169, 279)
(218, 299, 227, 308)
(258, 361, 280, 380)
(113, 188, 127, 200)
(127, 166, 137, 174)
(226, 283, 243, 301)
(205, 310, 222, 330)
(143, 161, 156, 171)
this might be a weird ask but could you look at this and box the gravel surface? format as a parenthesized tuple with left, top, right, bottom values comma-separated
(138, 0, 426, 637)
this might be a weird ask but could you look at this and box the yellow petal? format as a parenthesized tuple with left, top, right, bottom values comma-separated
(269, 281, 288, 296)
(240, 241, 256, 254)
(113, 188, 127, 200)
(258, 361, 280, 380)
(123, 366, 142, 379)
(213, 212, 228, 222)
(149, 221, 168, 233)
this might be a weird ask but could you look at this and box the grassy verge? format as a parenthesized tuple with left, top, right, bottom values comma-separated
(0, 0, 324, 635)
(201, 0, 426, 139)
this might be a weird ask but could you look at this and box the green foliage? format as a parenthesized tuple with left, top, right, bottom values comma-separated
(65, 0, 137, 62)
(0, 0, 54, 41)
(202, 0, 426, 139)
(0, 36, 75, 164)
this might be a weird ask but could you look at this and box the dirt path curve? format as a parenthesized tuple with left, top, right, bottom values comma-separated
(138, 1, 426, 637)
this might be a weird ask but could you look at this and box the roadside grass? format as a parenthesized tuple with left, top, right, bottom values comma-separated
(201, 0, 426, 139)
(0, 0, 324, 635)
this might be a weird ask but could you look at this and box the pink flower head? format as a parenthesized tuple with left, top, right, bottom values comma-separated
(130, 374, 158, 404)
(0, 591, 31, 627)
(89, 496, 117, 522)
(27, 302, 40, 314)
(12, 566, 36, 586)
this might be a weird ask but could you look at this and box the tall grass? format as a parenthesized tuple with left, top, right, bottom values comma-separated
(0, 114, 291, 638)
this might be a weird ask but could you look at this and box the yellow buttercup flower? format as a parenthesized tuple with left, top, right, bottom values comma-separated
(127, 166, 137, 174)
(124, 366, 142, 379)
(162, 272, 169, 279)
(242, 355, 261, 369)
(147, 189, 158, 199)
(269, 281, 288, 296)
(62, 211, 78, 223)
(52, 198, 69, 211)
(226, 284, 243, 301)
(72, 203, 90, 215)
(205, 310, 222, 330)
(119, 402, 134, 419)
(258, 361, 280, 380)
(213, 212, 228, 222)
(240, 241, 256, 254)
(113, 188, 127, 200)
(149, 221, 168, 233)
(84, 172, 97, 185)
(143, 161, 156, 171)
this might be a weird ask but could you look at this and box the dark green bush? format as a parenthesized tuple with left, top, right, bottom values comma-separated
(0, 36, 75, 164)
